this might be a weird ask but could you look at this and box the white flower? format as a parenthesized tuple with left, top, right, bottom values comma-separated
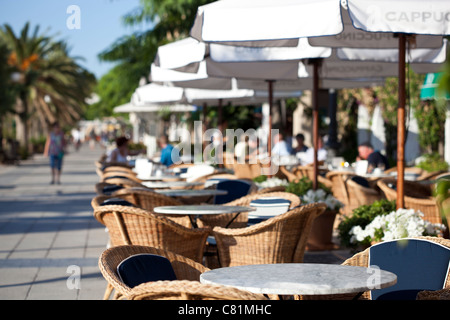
(256, 177, 289, 188)
(349, 208, 446, 244)
(300, 189, 343, 211)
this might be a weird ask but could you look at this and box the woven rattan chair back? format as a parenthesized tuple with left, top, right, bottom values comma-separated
(94, 205, 210, 263)
(103, 166, 137, 175)
(126, 280, 267, 300)
(325, 171, 358, 215)
(346, 178, 384, 213)
(196, 192, 301, 229)
(212, 202, 326, 267)
(377, 178, 442, 224)
(281, 165, 332, 188)
(108, 188, 192, 227)
(99, 245, 210, 299)
(101, 171, 142, 183)
(100, 177, 146, 189)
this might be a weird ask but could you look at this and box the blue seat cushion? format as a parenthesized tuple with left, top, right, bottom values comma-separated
(214, 180, 252, 204)
(369, 239, 450, 300)
(117, 254, 177, 288)
(101, 197, 134, 207)
(250, 198, 291, 206)
(102, 185, 124, 195)
(351, 176, 370, 188)
(104, 175, 131, 181)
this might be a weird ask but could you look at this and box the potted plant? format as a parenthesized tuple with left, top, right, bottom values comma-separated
(348, 208, 446, 246)
(286, 177, 343, 250)
(338, 199, 396, 251)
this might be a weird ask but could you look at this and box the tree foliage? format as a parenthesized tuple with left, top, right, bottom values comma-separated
(91, 0, 215, 119)
(0, 22, 95, 153)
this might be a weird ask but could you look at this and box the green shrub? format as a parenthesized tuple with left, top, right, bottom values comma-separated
(285, 176, 331, 197)
(252, 175, 267, 183)
(416, 153, 449, 172)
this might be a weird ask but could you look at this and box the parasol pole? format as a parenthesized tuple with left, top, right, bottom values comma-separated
(397, 34, 406, 209)
(311, 59, 321, 190)
(267, 80, 274, 177)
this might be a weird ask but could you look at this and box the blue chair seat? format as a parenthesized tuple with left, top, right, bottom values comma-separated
(117, 254, 177, 288)
(369, 238, 450, 300)
(213, 179, 252, 204)
(101, 198, 134, 207)
(102, 185, 124, 195)
(351, 176, 370, 188)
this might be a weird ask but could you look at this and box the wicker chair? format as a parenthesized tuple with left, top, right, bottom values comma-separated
(94, 182, 127, 195)
(92, 189, 192, 228)
(345, 177, 384, 213)
(417, 170, 448, 181)
(98, 245, 210, 300)
(126, 280, 267, 300)
(100, 172, 143, 183)
(417, 288, 450, 300)
(383, 167, 445, 182)
(189, 173, 239, 188)
(196, 191, 301, 229)
(103, 166, 137, 175)
(231, 161, 268, 179)
(99, 177, 148, 189)
(435, 172, 450, 181)
(377, 178, 442, 224)
(94, 204, 211, 263)
(301, 237, 450, 300)
(281, 165, 332, 189)
(212, 202, 326, 267)
(326, 171, 357, 215)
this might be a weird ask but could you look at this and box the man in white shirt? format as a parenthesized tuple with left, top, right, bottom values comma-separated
(271, 133, 292, 156)
(299, 135, 327, 165)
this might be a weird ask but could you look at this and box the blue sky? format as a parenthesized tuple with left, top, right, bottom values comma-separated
(0, 0, 154, 78)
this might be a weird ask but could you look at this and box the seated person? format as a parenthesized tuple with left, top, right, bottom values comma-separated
(107, 136, 133, 163)
(234, 135, 250, 163)
(357, 142, 390, 173)
(292, 133, 308, 154)
(299, 135, 327, 165)
(271, 133, 292, 156)
(158, 135, 179, 167)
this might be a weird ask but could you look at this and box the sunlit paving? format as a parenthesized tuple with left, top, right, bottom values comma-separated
(0, 0, 450, 311)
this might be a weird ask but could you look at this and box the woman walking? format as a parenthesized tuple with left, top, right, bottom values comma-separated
(44, 122, 66, 184)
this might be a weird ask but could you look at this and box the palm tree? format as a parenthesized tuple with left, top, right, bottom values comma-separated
(0, 41, 17, 160)
(0, 22, 95, 155)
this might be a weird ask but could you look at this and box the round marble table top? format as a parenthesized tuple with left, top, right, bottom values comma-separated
(154, 189, 227, 197)
(142, 181, 203, 189)
(200, 263, 397, 296)
(154, 205, 256, 215)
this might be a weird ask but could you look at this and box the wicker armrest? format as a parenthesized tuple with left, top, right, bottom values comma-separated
(417, 288, 450, 300)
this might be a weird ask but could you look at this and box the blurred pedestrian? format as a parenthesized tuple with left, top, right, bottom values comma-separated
(71, 127, 81, 151)
(44, 121, 66, 185)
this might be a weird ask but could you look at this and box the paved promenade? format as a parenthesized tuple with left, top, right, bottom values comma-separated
(0, 142, 351, 300)
(0, 143, 109, 300)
